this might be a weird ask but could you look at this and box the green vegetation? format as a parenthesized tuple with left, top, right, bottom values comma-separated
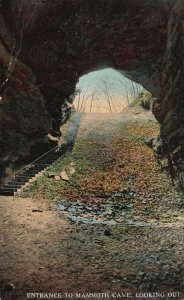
(21, 146, 91, 201)
(129, 89, 153, 110)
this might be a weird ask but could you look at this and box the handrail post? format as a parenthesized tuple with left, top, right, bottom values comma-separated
(13, 173, 15, 201)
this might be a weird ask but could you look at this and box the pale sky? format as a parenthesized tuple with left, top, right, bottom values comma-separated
(74, 68, 142, 113)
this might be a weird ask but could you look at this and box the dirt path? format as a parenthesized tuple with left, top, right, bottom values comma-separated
(1, 109, 184, 300)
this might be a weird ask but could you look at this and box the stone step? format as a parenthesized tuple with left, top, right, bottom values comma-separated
(0, 112, 82, 196)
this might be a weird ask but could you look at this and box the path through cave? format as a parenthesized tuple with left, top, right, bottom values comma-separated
(1, 107, 184, 299)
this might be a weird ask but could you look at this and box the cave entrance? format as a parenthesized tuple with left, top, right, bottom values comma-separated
(73, 68, 143, 113)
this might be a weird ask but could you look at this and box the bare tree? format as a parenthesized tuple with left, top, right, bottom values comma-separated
(102, 79, 113, 112)
(117, 77, 143, 106)
(74, 83, 100, 112)
(74, 72, 143, 113)
(89, 89, 99, 112)
(118, 79, 130, 106)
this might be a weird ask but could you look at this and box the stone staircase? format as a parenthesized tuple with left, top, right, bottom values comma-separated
(0, 112, 82, 196)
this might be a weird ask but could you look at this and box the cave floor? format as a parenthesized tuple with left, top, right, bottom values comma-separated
(0, 108, 184, 300)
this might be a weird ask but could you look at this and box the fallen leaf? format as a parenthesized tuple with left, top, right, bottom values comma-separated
(48, 172, 58, 178)
(60, 171, 70, 181)
(9, 284, 15, 290)
(47, 133, 59, 142)
(32, 209, 43, 213)
(4, 283, 15, 291)
(65, 100, 74, 108)
(66, 166, 76, 175)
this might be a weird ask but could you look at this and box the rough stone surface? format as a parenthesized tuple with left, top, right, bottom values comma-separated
(1, 0, 172, 104)
(1, 0, 184, 188)
(0, 39, 50, 178)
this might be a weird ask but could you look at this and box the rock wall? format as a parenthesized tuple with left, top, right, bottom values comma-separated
(2, 0, 184, 188)
(0, 24, 50, 177)
(157, 0, 184, 189)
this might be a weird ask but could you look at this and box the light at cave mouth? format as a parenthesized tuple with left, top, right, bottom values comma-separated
(74, 68, 143, 113)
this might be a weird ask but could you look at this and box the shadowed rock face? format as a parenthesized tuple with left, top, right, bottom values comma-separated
(1, 0, 184, 188)
(0, 33, 51, 177)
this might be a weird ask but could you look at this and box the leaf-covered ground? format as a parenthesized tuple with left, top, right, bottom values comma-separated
(26, 111, 179, 223)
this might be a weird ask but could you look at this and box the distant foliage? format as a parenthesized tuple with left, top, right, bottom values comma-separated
(129, 89, 153, 110)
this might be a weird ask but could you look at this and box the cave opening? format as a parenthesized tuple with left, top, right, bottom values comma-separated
(73, 68, 143, 113)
